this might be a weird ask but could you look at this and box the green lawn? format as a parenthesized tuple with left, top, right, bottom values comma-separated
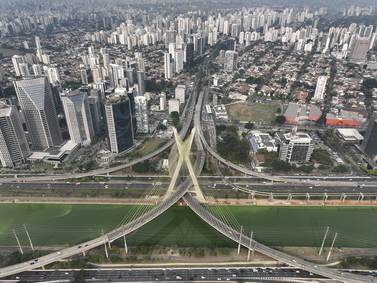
(1, 204, 377, 248)
(129, 138, 168, 158)
(226, 102, 280, 122)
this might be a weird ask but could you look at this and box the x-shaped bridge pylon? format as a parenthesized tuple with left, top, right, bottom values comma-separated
(164, 127, 206, 203)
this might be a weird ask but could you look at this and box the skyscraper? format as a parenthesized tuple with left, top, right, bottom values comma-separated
(175, 85, 186, 104)
(164, 52, 173, 79)
(12, 55, 25, 77)
(362, 115, 377, 162)
(134, 96, 149, 134)
(175, 49, 184, 73)
(61, 89, 94, 146)
(80, 67, 88, 85)
(105, 91, 135, 154)
(0, 103, 30, 167)
(137, 71, 145, 96)
(224, 50, 238, 72)
(32, 64, 43, 76)
(13, 77, 63, 150)
(185, 43, 194, 68)
(349, 36, 370, 62)
(160, 92, 167, 111)
(87, 89, 104, 136)
(313, 76, 328, 101)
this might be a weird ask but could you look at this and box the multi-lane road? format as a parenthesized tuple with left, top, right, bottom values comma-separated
(0, 267, 327, 282)
(3, 179, 377, 197)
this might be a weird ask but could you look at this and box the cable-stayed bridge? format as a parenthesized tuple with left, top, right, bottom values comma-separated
(0, 89, 376, 283)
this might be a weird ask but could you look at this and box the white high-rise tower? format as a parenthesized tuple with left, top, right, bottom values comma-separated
(61, 89, 94, 146)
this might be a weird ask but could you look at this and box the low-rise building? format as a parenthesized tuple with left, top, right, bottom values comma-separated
(335, 128, 364, 144)
(250, 131, 278, 153)
(213, 104, 229, 120)
(284, 102, 322, 124)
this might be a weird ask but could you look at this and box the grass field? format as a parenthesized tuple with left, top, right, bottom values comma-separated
(1, 204, 377, 248)
(130, 138, 168, 158)
(226, 102, 280, 122)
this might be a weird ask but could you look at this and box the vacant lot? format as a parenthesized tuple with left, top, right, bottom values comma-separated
(226, 102, 280, 122)
(0, 204, 376, 248)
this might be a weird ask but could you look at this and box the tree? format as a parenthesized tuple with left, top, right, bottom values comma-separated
(311, 149, 333, 166)
(332, 164, 349, 173)
(217, 127, 250, 164)
(275, 115, 286, 124)
(170, 111, 181, 130)
(363, 78, 377, 89)
(270, 160, 292, 172)
(244, 122, 254, 130)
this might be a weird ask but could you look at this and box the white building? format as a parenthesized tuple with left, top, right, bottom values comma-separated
(32, 64, 43, 76)
(0, 103, 30, 167)
(44, 66, 60, 85)
(313, 76, 328, 101)
(175, 49, 184, 73)
(168, 98, 180, 114)
(164, 52, 174, 79)
(276, 132, 314, 163)
(61, 89, 94, 146)
(11, 55, 25, 77)
(160, 92, 167, 111)
(134, 96, 149, 133)
(175, 85, 186, 104)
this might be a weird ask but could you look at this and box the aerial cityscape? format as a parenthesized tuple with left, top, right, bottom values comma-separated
(0, 0, 376, 282)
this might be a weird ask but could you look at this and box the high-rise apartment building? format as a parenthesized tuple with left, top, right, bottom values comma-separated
(134, 96, 149, 134)
(349, 36, 370, 62)
(13, 77, 63, 150)
(224, 50, 238, 72)
(137, 71, 145, 96)
(61, 89, 94, 146)
(313, 76, 328, 101)
(0, 103, 30, 167)
(175, 85, 186, 104)
(160, 92, 167, 111)
(175, 49, 184, 73)
(12, 55, 25, 77)
(164, 52, 173, 79)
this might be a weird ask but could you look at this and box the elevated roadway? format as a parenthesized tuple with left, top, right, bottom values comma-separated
(183, 193, 377, 283)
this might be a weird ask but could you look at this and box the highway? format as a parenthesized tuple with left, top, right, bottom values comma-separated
(0, 267, 328, 282)
(4, 180, 377, 193)
(1, 58, 377, 282)
(0, 85, 206, 278)
(184, 193, 377, 283)
(0, 80, 198, 184)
